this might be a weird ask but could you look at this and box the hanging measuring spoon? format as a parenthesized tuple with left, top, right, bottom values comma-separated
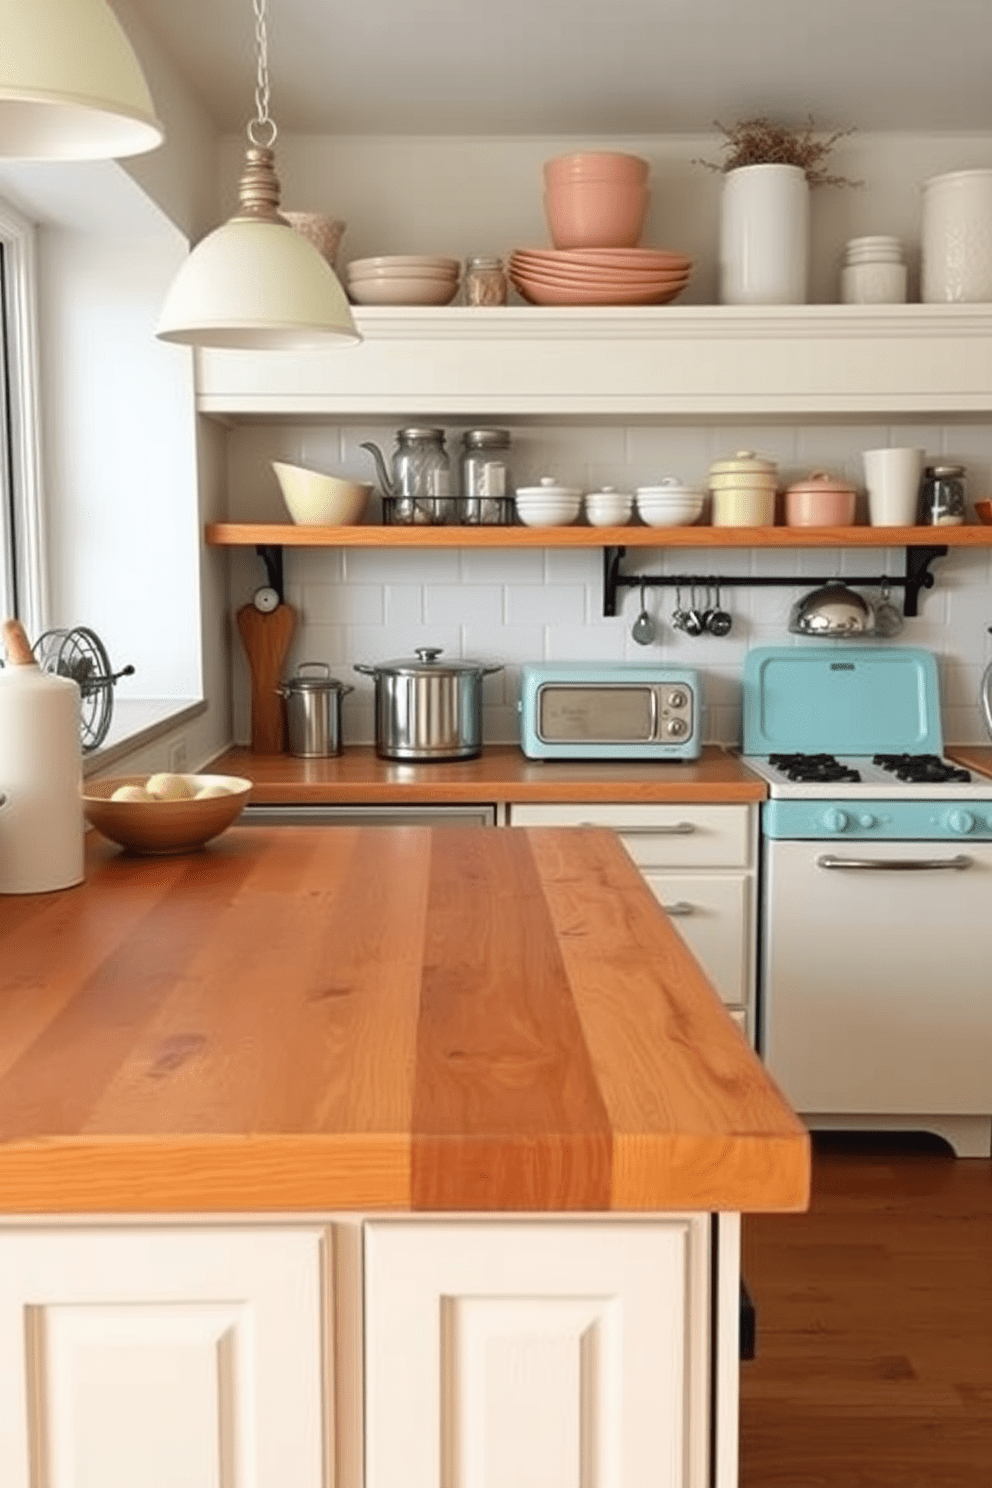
(631, 582, 657, 645)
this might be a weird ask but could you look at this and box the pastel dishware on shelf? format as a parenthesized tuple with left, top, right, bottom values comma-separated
(508, 246, 692, 307)
(708, 450, 778, 527)
(272, 461, 373, 525)
(585, 487, 633, 526)
(515, 476, 582, 527)
(543, 179, 649, 251)
(635, 480, 704, 527)
(784, 471, 858, 527)
(543, 152, 650, 188)
(82, 775, 253, 855)
(344, 254, 460, 306)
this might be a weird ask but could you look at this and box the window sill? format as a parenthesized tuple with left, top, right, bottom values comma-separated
(82, 698, 206, 777)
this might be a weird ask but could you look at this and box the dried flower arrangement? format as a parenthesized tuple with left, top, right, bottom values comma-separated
(697, 116, 860, 188)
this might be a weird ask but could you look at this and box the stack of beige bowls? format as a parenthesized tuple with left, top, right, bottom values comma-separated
(708, 450, 779, 526)
(344, 255, 461, 306)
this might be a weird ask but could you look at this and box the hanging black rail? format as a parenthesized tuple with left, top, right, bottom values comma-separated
(602, 544, 948, 619)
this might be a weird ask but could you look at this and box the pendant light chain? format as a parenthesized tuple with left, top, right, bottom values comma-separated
(248, 0, 277, 149)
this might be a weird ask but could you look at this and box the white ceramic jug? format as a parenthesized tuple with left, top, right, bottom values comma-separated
(0, 618, 84, 893)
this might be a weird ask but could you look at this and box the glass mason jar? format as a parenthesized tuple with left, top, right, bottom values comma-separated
(460, 428, 513, 525)
(919, 464, 966, 527)
(463, 256, 508, 306)
(394, 427, 453, 525)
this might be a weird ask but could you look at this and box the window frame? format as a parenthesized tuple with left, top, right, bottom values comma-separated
(0, 195, 46, 635)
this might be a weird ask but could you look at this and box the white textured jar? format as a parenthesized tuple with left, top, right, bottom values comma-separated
(719, 164, 810, 305)
(840, 237, 907, 304)
(921, 169, 992, 303)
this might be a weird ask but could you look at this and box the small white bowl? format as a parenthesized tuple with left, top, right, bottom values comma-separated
(515, 501, 581, 527)
(635, 490, 704, 526)
(347, 276, 459, 306)
(272, 461, 372, 525)
(346, 262, 458, 284)
(347, 254, 460, 276)
(585, 488, 632, 526)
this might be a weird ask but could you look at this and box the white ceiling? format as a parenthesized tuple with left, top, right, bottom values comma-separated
(122, 0, 992, 139)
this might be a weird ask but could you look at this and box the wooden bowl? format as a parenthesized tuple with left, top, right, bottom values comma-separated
(83, 775, 252, 854)
(974, 500, 992, 524)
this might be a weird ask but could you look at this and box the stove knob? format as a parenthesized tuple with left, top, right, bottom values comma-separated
(947, 809, 977, 835)
(858, 812, 877, 829)
(822, 808, 850, 834)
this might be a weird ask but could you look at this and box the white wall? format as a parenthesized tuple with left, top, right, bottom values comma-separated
(214, 129, 992, 750)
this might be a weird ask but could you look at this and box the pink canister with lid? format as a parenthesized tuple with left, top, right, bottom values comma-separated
(784, 471, 858, 527)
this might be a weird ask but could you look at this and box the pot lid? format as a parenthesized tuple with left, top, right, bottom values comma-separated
(709, 449, 777, 476)
(358, 646, 501, 677)
(785, 470, 857, 496)
(282, 662, 350, 692)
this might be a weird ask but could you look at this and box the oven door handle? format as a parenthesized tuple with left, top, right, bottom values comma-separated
(816, 853, 973, 872)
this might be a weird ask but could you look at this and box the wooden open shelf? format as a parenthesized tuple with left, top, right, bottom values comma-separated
(205, 522, 992, 550)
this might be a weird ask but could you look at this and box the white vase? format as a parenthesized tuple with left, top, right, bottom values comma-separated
(921, 169, 992, 303)
(719, 163, 810, 305)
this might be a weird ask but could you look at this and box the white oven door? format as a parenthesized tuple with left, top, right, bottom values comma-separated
(761, 838, 992, 1114)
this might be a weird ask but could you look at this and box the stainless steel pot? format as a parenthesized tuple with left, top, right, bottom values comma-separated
(354, 646, 502, 761)
(788, 583, 876, 637)
(279, 663, 353, 757)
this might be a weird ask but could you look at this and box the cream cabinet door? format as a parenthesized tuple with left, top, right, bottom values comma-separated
(364, 1218, 711, 1488)
(0, 1224, 330, 1488)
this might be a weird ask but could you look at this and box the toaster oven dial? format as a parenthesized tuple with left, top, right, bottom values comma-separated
(664, 717, 689, 738)
(666, 689, 688, 709)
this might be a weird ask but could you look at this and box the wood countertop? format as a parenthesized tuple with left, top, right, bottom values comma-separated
(0, 826, 807, 1217)
(948, 744, 992, 778)
(203, 744, 767, 804)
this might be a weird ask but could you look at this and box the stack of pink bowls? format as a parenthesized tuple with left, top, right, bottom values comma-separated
(508, 247, 692, 307)
(543, 152, 649, 250)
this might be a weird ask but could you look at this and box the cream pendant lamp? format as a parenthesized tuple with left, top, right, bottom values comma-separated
(0, 0, 163, 159)
(157, 0, 360, 350)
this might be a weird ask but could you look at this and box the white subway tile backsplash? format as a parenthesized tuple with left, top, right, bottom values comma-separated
(227, 417, 992, 744)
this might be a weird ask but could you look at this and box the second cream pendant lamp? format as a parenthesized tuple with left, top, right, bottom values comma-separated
(0, 0, 163, 160)
(157, 0, 360, 350)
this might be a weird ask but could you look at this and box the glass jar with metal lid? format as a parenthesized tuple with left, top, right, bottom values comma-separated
(463, 256, 508, 306)
(919, 463, 966, 526)
(460, 428, 513, 525)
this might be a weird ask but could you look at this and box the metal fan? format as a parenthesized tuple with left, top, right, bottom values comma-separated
(32, 626, 135, 752)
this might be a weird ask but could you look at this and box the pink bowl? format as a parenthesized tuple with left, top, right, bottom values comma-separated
(544, 181, 648, 251)
(544, 152, 650, 187)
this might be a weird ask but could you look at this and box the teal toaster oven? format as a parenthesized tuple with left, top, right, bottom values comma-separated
(519, 664, 701, 760)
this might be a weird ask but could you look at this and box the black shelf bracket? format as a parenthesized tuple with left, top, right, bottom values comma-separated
(255, 543, 285, 603)
(602, 543, 949, 619)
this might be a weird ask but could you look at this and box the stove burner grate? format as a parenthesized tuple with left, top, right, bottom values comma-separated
(768, 752, 862, 784)
(873, 753, 972, 784)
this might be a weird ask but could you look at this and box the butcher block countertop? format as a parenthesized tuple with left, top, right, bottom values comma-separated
(204, 743, 767, 803)
(0, 826, 807, 1217)
(948, 744, 992, 777)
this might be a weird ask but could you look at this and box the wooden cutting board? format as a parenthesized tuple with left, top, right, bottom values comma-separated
(236, 602, 296, 754)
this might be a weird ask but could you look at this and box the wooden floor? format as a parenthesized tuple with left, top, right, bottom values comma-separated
(739, 1132, 992, 1488)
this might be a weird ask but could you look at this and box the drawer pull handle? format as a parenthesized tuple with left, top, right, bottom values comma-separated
(661, 900, 695, 916)
(579, 822, 697, 835)
(817, 853, 972, 873)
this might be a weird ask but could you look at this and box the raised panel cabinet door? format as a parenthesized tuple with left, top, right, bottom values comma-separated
(0, 1224, 331, 1488)
(364, 1218, 711, 1488)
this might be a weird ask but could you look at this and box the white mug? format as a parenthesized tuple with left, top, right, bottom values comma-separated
(862, 447, 925, 526)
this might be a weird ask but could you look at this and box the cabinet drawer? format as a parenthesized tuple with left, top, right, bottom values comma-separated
(509, 802, 754, 868)
(645, 872, 751, 1007)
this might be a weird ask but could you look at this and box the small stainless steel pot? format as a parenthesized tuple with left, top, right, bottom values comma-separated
(279, 663, 353, 757)
(354, 646, 502, 761)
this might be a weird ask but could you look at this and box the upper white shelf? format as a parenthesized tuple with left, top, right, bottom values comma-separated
(195, 303, 992, 420)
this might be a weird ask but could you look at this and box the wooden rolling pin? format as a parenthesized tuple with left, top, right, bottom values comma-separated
(236, 600, 296, 754)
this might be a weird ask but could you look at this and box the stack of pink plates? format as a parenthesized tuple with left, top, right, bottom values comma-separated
(508, 247, 692, 307)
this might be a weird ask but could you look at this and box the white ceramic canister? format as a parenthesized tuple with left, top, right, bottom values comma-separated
(840, 236, 907, 304)
(921, 169, 992, 303)
(0, 618, 84, 894)
(719, 163, 810, 306)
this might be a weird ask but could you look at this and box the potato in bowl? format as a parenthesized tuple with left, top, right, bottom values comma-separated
(82, 774, 252, 855)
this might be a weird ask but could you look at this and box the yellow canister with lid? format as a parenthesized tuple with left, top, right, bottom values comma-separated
(708, 450, 778, 526)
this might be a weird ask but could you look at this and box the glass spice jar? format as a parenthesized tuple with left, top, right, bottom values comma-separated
(463, 255, 507, 306)
(919, 463, 966, 527)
